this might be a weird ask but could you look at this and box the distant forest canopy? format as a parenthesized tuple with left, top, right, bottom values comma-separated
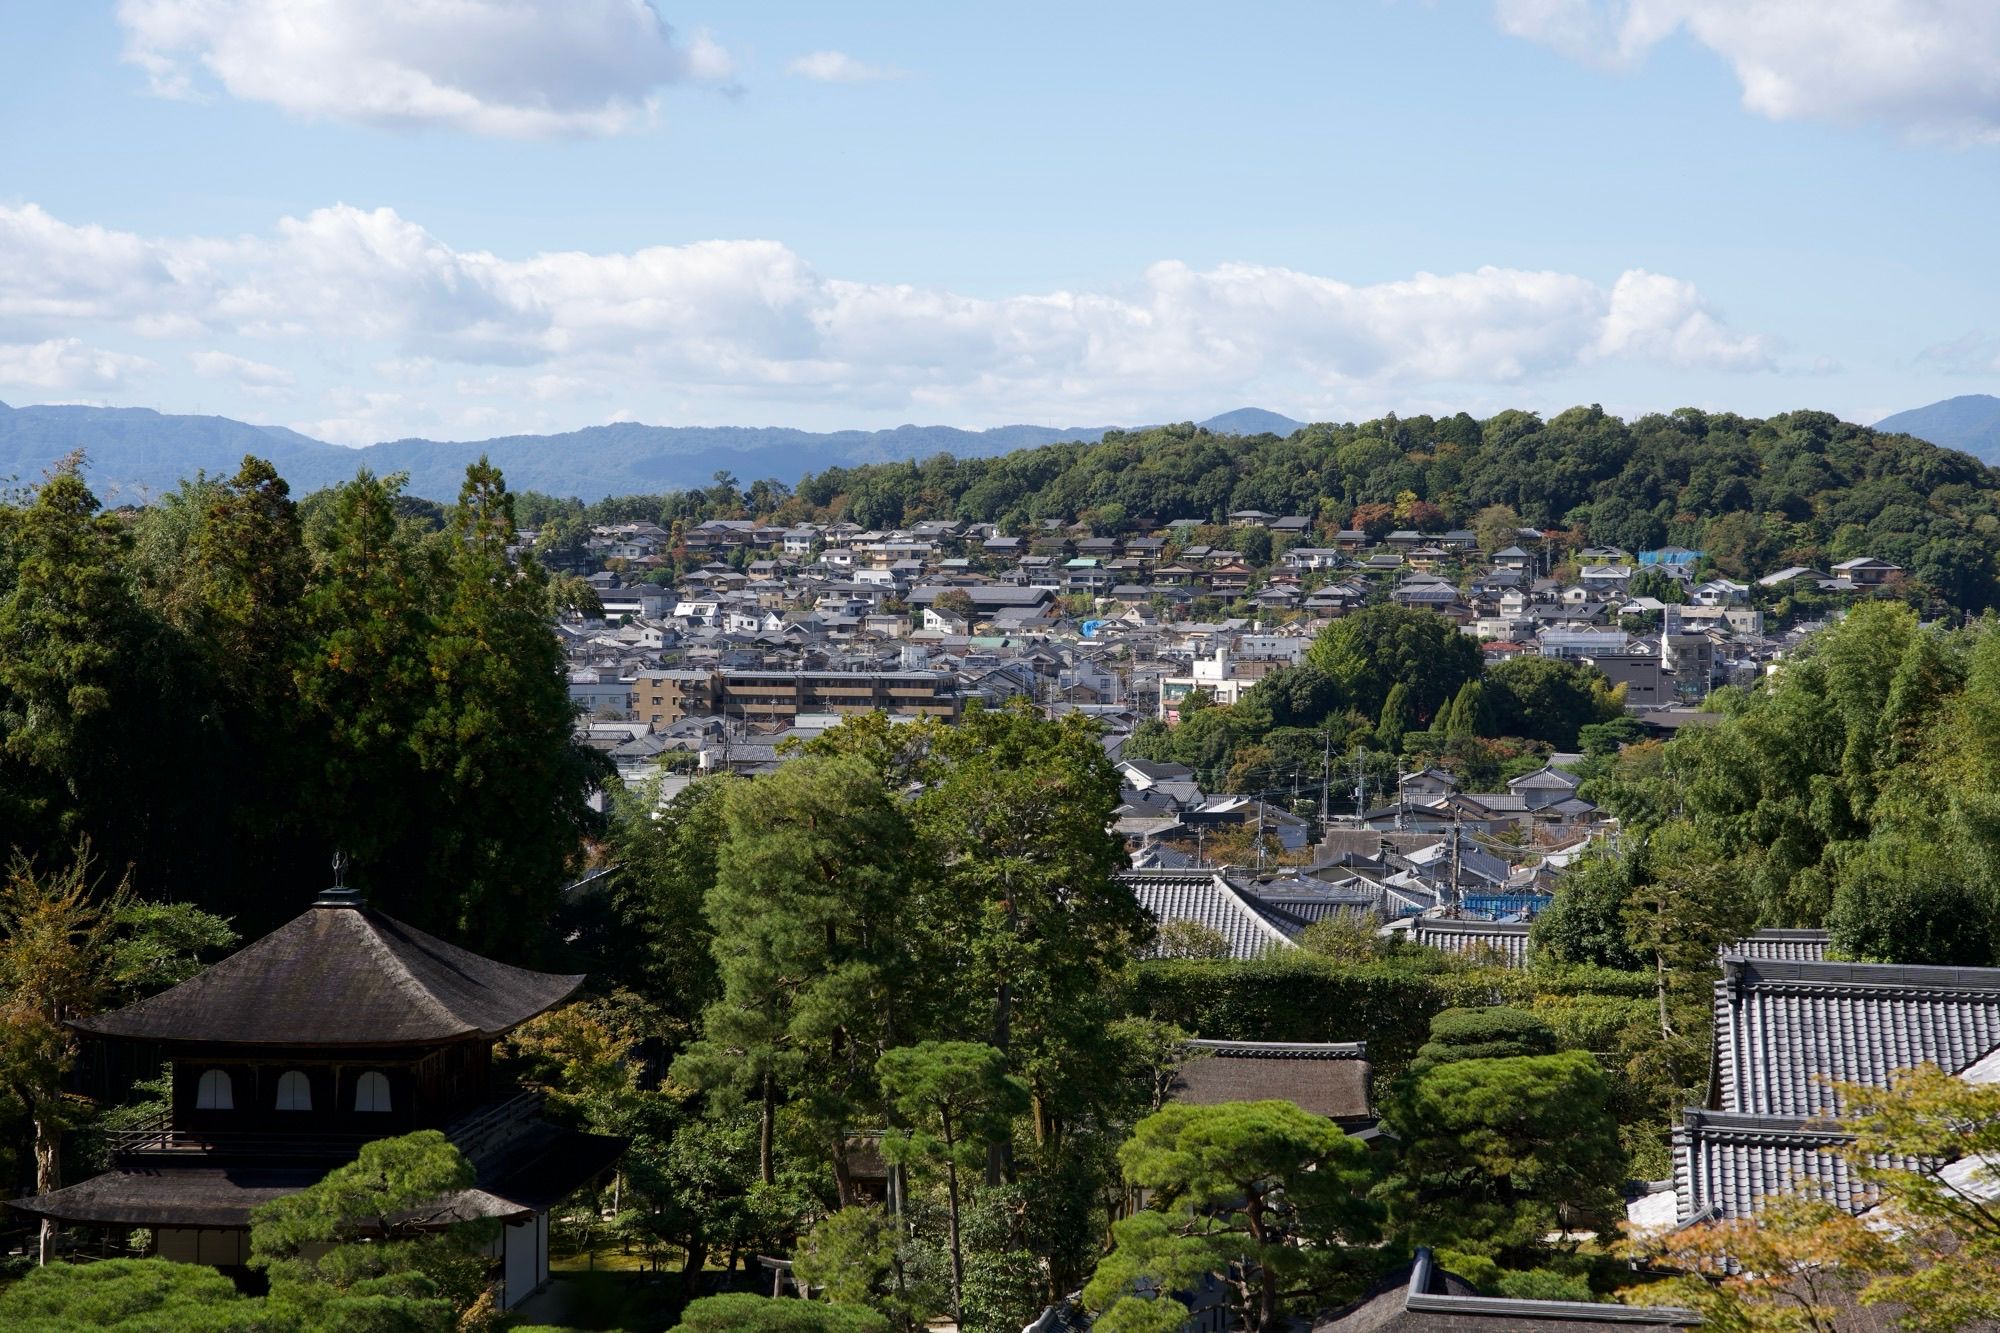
(518, 405, 2000, 612)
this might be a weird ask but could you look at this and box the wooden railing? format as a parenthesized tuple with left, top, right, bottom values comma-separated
(104, 1089, 545, 1164)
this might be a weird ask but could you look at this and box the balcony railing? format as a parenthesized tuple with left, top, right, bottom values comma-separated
(103, 1090, 546, 1164)
(105, 1113, 375, 1162)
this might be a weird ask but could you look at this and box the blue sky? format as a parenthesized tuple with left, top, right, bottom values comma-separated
(1, 1, 1997, 443)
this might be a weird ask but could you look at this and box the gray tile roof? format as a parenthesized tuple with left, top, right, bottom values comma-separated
(1412, 918, 1532, 968)
(1316, 1249, 1699, 1330)
(1119, 869, 1299, 960)
(1734, 929, 1831, 963)
(1713, 955, 2000, 1117)
(1672, 1109, 1874, 1222)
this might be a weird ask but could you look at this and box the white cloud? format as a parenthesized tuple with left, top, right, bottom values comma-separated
(0, 200, 1779, 437)
(117, 0, 735, 137)
(0, 339, 155, 391)
(190, 349, 294, 388)
(1917, 333, 2000, 374)
(1495, 0, 2000, 143)
(785, 51, 902, 83)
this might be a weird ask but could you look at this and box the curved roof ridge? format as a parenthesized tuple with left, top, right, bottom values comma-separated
(345, 909, 476, 1036)
(74, 903, 582, 1047)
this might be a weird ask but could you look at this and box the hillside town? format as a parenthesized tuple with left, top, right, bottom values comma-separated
(552, 513, 1903, 957)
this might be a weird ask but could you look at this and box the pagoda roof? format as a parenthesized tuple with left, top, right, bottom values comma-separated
(74, 901, 582, 1048)
(9, 1124, 624, 1229)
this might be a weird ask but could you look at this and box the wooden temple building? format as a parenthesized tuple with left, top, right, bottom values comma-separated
(7, 878, 624, 1309)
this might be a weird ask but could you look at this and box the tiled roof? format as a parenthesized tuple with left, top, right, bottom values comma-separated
(1734, 929, 1831, 963)
(1672, 1109, 1892, 1223)
(1316, 1249, 1699, 1330)
(1168, 1040, 1373, 1122)
(1120, 869, 1300, 960)
(1412, 918, 1532, 968)
(1713, 955, 2000, 1117)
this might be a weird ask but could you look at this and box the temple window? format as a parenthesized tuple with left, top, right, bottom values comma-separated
(354, 1070, 392, 1113)
(275, 1070, 312, 1111)
(195, 1069, 233, 1110)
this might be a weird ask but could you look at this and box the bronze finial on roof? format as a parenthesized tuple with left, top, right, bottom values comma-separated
(314, 849, 364, 909)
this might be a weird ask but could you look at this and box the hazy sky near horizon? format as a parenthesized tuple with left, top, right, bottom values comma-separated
(2, 1, 1998, 445)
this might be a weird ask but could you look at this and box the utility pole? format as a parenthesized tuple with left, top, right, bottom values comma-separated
(1450, 806, 1463, 916)
(1320, 728, 1332, 824)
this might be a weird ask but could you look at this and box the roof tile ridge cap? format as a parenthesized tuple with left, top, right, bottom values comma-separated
(347, 909, 472, 1035)
(1217, 877, 1297, 947)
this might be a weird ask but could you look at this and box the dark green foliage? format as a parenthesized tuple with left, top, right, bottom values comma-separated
(1484, 657, 1622, 750)
(1246, 664, 1341, 727)
(673, 1293, 891, 1333)
(0, 1258, 253, 1332)
(1131, 956, 1451, 1072)
(0, 454, 608, 951)
(1086, 1100, 1381, 1332)
(1530, 853, 1646, 972)
(1377, 682, 1414, 754)
(1383, 1051, 1625, 1259)
(766, 408, 2000, 617)
(588, 776, 733, 1041)
(1407, 1007, 1559, 1076)
(1308, 604, 1482, 723)
(1826, 834, 2000, 966)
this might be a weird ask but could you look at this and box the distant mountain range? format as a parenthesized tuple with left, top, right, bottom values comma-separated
(0, 401, 1305, 503)
(1875, 395, 2000, 462)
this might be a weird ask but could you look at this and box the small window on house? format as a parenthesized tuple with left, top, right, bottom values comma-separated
(354, 1071, 392, 1113)
(195, 1069, 233, 1110)
(275, 1070, 312, 1111)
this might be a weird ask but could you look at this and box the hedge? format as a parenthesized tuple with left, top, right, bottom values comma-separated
(1127, 955, 1654, 1075)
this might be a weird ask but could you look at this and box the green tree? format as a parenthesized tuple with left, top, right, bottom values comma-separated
(876, 1041, 1031, 1325)
(674, 754, 917, 1194)
(1085, 1100, 1381, 1333)
(1406, 1006, 1558, 1077)
(1247, 664, 1341, 728)
(0, 455, 133, 857)
(1485, 656, 1621, 750)
(674, 1293, 890, 1333)
(794, 1205, 939, 1332)
(1474, 503, 1523, 554)
(1443, 679, 1494, 740)
(1307, 604, 1481, 723)
(1383, 1050, 1624, 1258)
(249, 1130, 496, 1330)
(0, 1259, 251, 1332)
(1377, 682, 1414, 754)
(595, 775, 733, 1044)
(405, 458, 607, 951)
(1531, 852, 1646, 971)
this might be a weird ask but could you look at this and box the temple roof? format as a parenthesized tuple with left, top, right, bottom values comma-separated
(1315, 1248, 1699, 1330)
(9, 1126, 625, 1229)
(1168, 1040, 1373, 1123)
(1712, 955, 2000, 1117)
(73, 901, 582, 1048)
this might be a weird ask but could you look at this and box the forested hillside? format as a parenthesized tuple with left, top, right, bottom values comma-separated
(751, 406, 2000, 610)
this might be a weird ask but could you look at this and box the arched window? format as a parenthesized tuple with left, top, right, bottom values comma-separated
(354, 1071, 392, 1113)
(275, 1070, 312, 1112)
(195, 1069, 233, 1110)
